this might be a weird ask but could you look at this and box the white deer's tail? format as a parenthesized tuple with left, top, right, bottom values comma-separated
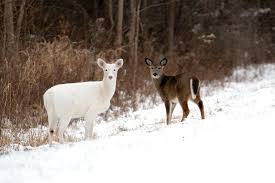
(190, 77, 200, 100)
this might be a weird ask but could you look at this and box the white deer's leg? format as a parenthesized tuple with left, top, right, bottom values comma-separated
(48, 124, 54, 146)
(48, 130, 54, 146)
(84, 112, 96, 140)
(57, 118, 70, 143)
(47, 113, 57, 145)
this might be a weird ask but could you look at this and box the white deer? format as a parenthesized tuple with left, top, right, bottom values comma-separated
(43, 58, 123, 145)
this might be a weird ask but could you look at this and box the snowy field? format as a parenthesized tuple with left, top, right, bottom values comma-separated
(0, 64, 275, 183)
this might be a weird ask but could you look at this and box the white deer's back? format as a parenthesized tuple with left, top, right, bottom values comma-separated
(44, 81, 108, 118)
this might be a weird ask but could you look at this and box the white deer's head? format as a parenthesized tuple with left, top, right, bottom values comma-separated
(97, 58, 124, 81)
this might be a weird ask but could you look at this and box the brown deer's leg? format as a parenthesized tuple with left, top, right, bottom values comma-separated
(179, 100, 190, 121)
(194, 96, 205, 119)
(167, 102, 176, 124)
(164, 101, 171, 125)
(170, 102, 176, 121)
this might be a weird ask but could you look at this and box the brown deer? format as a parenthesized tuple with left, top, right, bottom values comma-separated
(145, 58, 205, 124)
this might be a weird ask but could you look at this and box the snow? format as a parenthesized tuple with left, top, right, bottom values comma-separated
(240, 8, 271, 17)
(1, 64, 275, 183)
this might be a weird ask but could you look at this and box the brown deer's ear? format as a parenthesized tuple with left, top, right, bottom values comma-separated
(160, 58, 168, 66)
(145, 58, 153, 66)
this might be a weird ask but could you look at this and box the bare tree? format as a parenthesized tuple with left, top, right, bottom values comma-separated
(168, 0, 175, 58)
(142, 0, 149, 38)
(134, 0, 141, 69)
(133, 0, 141, 90)
(108, 0, 114, 30)
(129, 0, 137, 59)
(116, 0, 124, 49)
(4, 0, 16, 60)
(129, 0, 141, 94)
(16, 0, 26, 49)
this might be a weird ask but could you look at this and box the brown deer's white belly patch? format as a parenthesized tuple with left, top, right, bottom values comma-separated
(171, 98, 179, 103)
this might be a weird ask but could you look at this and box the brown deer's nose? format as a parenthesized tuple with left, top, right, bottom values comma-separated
(153, 73, 157, 77)
(108, 76, 113, 80)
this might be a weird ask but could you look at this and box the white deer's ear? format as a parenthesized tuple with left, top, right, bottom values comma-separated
(115, 59, 123, 69)
(160, 58, 168, 66)
(97, 58, 106, 69)
(145, 58, 153, 66)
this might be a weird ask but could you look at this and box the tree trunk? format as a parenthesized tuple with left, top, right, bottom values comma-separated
(4, 0, 16, 60)
(142, 0, 149, 39)
(132, 0, 141, 105)
(16, 0, 26, 50)
(168, 0, 175, 58)
(134, 0, 140, 67)
(108, 0, 114, 30)
(116, 0, 124, 49)
(129, 0, 137, 59)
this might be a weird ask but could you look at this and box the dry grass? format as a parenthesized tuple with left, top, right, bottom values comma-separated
(0, 125, 48, 154)
(0, 37, 95, 125)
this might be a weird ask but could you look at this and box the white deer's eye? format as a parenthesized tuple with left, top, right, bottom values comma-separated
(105, 69, 108, 71)
(113, 69, 116, 71)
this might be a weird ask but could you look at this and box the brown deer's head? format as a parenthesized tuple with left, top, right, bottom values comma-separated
(145, 58, 168, 79)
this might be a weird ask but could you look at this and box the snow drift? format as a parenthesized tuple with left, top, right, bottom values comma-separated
(0, 64, 275, 183)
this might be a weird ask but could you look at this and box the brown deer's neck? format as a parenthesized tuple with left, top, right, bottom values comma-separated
(152, 75, 165, 91)
(152, 74, 178, 101)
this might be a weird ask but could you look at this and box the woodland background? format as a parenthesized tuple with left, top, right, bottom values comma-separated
(0, 0, 275, 141)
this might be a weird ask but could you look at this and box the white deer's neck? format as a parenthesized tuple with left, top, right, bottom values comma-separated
(101, 77, 117, 99)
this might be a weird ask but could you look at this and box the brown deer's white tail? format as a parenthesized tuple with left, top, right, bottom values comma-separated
(190, 77, 200, 100)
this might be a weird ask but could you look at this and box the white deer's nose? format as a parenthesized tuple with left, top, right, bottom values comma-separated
(108, 75, 113, 80)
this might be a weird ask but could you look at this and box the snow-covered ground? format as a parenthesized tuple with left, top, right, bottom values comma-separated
(1, 64, 275, 183)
